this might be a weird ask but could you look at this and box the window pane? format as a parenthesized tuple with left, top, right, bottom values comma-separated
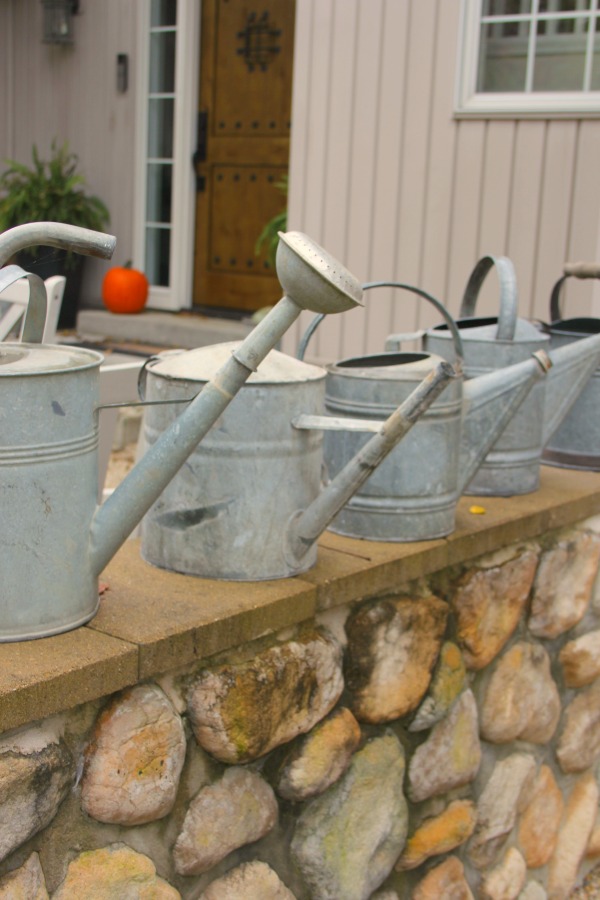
(145, 227, 171, 287)
(151, 0, 176, 28)
(533, 19, 587, 90)
(147, 163, 173, 223)
(592, 33, 600, 89)
(477, 21, 530, 91)
(148, 98, 174, 158)
(149, 31, 176, 93)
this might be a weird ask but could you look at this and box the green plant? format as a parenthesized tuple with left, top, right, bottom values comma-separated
(255, 174, 288, 270)
(0, 141, 109, 268)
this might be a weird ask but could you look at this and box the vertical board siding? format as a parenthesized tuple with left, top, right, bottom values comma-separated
(283, 0, 600, 362)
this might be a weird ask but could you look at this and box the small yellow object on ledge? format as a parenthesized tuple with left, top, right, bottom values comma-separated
(469, 505, 486, 515)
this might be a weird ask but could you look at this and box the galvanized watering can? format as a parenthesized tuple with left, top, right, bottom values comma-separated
(139, 341, 453, 580)
(542, 261, 600, 471)
(299, 283, 551, 542)
(0, 224, 366, 641)
(391, 256, 600, 495)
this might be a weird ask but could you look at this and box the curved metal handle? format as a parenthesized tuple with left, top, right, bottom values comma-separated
(0, 222, 116, 268)
(0, 265, 48, 343)
(459, 255, 518, 341)
(297, 281, 464, 365)
(550, 262, 600, 322)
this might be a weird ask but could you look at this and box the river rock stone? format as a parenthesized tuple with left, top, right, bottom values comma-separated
(274, 707, 361, 801)
(409, 641, 467, 732)
(450, 547, 539, 670)
(0, 853, 48, 899)
(187, 630, 344, 763)
(53, 843, 180, 899)
(199, 861, 296, 899)
(480, 642, 560, 744)
(518, 764, 564, 868)
(559, 631, 600, 687)
(556, 679, 600, 773)
(290, 732, 408, 900)
(411, 856, 474, 900)
(528, 531, 600, 639)
(0, 739, 73, 863)
(519, 884, 547, 900)
(547, 772, 599, 900)
(407, 690, 481, 802)
(480, 847, 527, 900)
(173, 767, 278, 876)
(81, 682, 186, 825)
(395, 799, 477, 870)
(468, 753, 537, 869)
(345, 594, 448, 724)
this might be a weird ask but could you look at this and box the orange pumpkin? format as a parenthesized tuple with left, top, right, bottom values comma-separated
(102, 262, 149, 314)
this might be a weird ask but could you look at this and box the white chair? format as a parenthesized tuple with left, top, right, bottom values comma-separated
(97, 355, 146, 502)
(0, 274, 66, 342)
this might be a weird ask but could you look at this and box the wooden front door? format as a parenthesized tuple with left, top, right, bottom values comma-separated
(193, 0, 295, 313)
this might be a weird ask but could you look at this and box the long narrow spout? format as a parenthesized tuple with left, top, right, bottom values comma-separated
(284, 360, 456, 568)
(89, 295, 312, 576)
(0, 222, 116, 266)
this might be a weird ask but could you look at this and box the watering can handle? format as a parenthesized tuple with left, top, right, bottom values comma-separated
(459, 255, 518, 341)
(297, 281, 464, 365)
(550, 262, 600, 322)
(0, 265, 48, 343)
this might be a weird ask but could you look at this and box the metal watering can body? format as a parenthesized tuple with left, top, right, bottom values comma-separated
(417, 256, 600, 495)
(321, 349, 549, 542)
(0, 225, 368, 641)
(139, 344, 454, 580)
(542, 262, 600, 471)
(299, 285, 549, 542)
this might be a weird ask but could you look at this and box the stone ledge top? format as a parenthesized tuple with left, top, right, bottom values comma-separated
(0, 466, 599, 736)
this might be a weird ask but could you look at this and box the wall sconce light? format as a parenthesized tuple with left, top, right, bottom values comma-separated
(42, 0, 79, 45)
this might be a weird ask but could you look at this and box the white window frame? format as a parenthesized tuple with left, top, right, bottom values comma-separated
(456, 0, 600, 117)
(133, 1, 201, 310)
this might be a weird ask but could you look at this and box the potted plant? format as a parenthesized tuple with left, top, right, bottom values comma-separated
(255, 174, 288, 270)
(0, 140, 110, 328)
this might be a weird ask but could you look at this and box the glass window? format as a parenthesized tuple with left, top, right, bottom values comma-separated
(458, 0, 600, 115)
(143, 1, 177, 286)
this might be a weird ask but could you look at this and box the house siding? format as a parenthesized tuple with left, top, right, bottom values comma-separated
(282, 0, 600, 363)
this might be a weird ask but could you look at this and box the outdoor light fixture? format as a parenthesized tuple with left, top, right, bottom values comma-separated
(42, 0, 79, 45)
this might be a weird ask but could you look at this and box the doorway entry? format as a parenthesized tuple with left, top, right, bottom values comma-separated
(193, 0, 295, 314)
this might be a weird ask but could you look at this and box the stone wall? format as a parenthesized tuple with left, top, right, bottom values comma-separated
(1, 516, 600, 899)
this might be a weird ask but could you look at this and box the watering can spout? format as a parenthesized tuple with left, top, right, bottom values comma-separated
(284, 359, 455, 569)
(541, 332, 600, 447)
(458, 351, 551, 495)
(0, 222, 116, 267)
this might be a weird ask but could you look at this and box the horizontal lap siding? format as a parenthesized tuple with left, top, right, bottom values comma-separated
(284, 0, 600, 362)
(1, 0, 137, 276)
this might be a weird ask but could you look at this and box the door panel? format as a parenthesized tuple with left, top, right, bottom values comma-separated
(193, 0, 295, 312)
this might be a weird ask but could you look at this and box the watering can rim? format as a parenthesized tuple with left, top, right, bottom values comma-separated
(0, 341, 104, 376)
(145, 342, 326, 385)
(428, 316, 548, 345)
(327, 349, 453, 378)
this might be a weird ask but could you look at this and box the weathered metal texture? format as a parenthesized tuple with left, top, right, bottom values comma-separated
(140, 346, 328, 580)
(423, 255, 552, 496)
(0, 226, 365, 640)
(140, 345, 454, 579)
(0, 343, 103, 640)
(322, 350, 549, 542)
(323, 352, 463, 541)
(542, 264, 600, 471)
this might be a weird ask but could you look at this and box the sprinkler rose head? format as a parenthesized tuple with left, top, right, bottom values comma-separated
(276, 231, 364, 314)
